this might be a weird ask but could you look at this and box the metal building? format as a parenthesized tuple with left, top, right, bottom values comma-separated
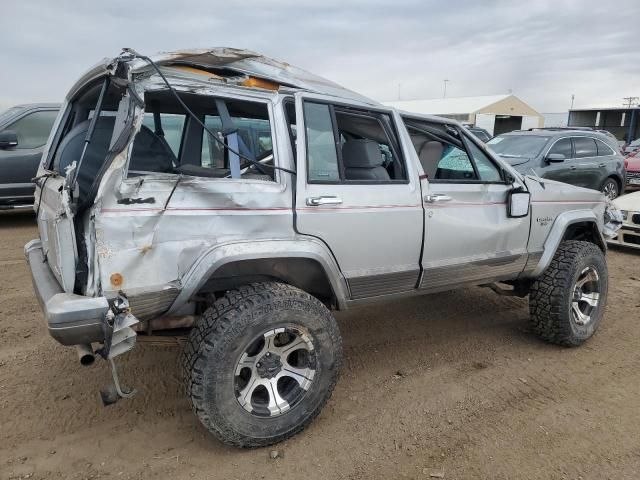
(384, 94, 544, 136)
(568, 107, 639, 142)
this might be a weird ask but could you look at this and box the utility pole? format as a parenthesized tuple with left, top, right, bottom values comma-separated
(623, 96, 639, 108)
(443, 79, 449, 98)
(570, 94, 575, 111)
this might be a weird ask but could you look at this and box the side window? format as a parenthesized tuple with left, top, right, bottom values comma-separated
(549, 138, 572, 158)
(303, 101, 406, 184)
(334, 109, 406, 182)
(303, 102, 340, 182)
(7, 110, 58, 149)
(466, 140, 502, 182)
(595, 139, 614, 156)
(126, 94, 276, 180)
(200, 111, 272, 171)
(436, 145, 477, 180)
(405, 119, 503, 183)
(573, 137, 597, 158)
(141, 113, 185, 157)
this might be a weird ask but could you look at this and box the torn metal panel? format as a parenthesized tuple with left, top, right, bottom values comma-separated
(67, 48, 379, 107)
(127, 48, 379, 105)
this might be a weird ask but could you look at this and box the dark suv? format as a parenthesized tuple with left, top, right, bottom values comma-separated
(0, 103, 60, 209)
(487, 129, 625, 199)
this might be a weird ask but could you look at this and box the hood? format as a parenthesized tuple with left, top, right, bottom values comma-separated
(613, 191, 640, 211)
(625, 153, 640, 171)
(67, 48, 379, 106)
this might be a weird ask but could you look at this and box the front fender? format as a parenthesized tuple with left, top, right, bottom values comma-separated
(530, 210, 606, 278)
(166, 237, 350, 313)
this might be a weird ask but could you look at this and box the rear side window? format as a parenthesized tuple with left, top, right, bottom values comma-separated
(8, 110, 58, 149)
(595, 139, 614, 156)
(141, 113, 185, 157)
(201, 114, 272, 169)
(548, 138, 572, 158)
(129, 94, 276, 181)
(573, 137, 597, 158)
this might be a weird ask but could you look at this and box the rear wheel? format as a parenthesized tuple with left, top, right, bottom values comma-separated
(601, 178, 619, 199)
(529, 240, 608, 346)
(181, 282, 342, 447)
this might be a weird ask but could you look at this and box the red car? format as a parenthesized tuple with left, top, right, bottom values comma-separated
(626, 150, 640, 191)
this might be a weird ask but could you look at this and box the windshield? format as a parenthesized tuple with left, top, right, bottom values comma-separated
(487, 135, 550, 161)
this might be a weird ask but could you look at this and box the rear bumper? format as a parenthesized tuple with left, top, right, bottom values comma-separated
(25, 239, 109, 346)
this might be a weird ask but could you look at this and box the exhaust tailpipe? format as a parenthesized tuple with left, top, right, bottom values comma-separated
(76, 344, 95, 366)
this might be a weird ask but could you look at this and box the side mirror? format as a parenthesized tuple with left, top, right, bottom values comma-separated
(546, 153, 565, 163)
(0, 130, 18, 149)
(508, 189, 531, 218)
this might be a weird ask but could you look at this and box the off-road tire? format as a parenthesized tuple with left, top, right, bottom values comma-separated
(529, 240, 608, 346)
(181, 282, 342, 447)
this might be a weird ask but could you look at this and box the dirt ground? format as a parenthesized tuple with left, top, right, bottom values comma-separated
(1, 212, 640, 480)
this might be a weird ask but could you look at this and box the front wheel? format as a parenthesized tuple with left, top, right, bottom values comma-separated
(529, 240, 608, 346)
(181, 282, 342, 447)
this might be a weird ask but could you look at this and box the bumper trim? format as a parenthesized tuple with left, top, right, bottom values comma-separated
(25, 240, 108, 346)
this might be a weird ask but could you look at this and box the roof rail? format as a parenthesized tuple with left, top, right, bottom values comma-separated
(526, 127, 594, 132)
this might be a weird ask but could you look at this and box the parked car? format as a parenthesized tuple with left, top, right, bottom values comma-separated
(624, 138, 640, 155)
(0, 103, 60, 209)
(625, 150, 640, 191)
(607, 192, 640, 249)
(487, 130, 626, 199)
(26, 48, 620, 448)
(466, 126, 492, 142)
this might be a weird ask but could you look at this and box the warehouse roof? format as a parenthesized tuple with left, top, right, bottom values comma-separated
(385, 94, 513, 115)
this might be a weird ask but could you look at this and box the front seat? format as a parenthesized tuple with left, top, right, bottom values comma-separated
(418, 140, 444, 179)
(342, 139, 391, 181)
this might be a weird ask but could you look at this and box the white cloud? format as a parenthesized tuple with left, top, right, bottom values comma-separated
(0, 0, 638, 112)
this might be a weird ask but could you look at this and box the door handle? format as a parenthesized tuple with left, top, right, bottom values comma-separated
(598, 163, 606, 168)
(306, 196, 343, 206)
(423, 194, 452, 203)
(570, 165, 577, 170)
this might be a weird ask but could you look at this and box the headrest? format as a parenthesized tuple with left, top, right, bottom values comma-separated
(342, 139, 384, 168)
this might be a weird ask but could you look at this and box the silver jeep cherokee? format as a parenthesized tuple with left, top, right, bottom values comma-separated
(26, 48, 620, 447)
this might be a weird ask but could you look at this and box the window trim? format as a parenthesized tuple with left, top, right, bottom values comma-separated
(460, 130, 506, 183)
(303, 99, 410, 186)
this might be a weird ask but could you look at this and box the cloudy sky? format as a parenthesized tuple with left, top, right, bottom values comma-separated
(1, 0, 638, 113)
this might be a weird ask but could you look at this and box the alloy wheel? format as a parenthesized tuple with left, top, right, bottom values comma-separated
(570, 266, 600, 326)
(234, 327, 316, 417)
